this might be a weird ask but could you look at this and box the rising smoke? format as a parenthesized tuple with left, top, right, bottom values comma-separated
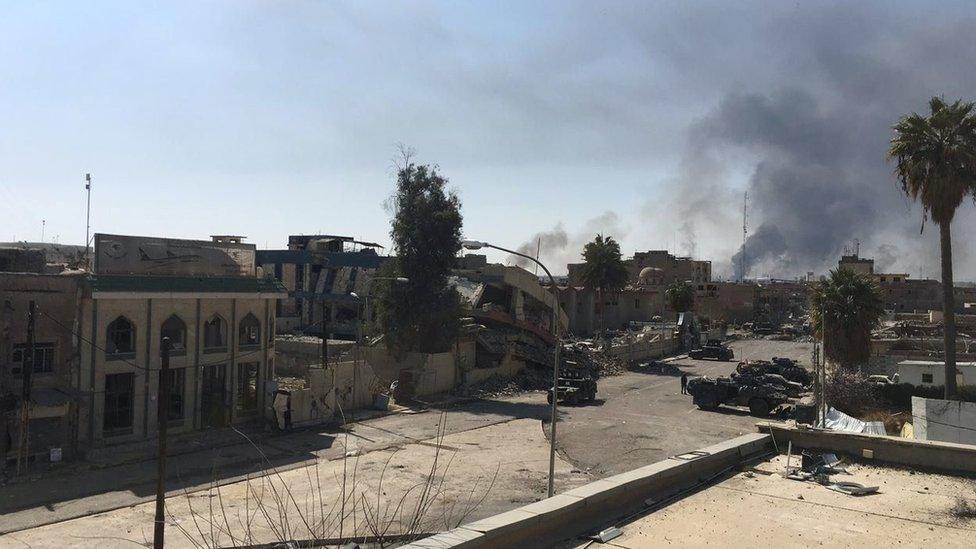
(653, 20, 976, 280)
(511, 211, 627, 274)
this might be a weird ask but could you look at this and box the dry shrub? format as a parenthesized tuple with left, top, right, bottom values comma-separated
(824, 370, 880, 417)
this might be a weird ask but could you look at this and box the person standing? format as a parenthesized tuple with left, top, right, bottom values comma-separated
(680, 372, 689, 395)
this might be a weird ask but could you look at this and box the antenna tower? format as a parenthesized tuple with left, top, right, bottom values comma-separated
(740, 192, 748, 281)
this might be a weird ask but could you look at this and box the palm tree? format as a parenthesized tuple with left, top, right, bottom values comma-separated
(579, 234, 630, 337)
(665, 280, 695, 315)
(810, 269, 885, 371)
(889, 96, 976, 399)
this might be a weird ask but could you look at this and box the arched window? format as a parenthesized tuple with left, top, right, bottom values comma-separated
(106, 316, 135, 357)
(203, 315, 227, 350)
(161, 314, 186, 354)
(238, 313, 261, 349)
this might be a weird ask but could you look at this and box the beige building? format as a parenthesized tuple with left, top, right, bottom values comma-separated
(76, 234, 286, 448)
(1, 271, 86, 466)
(838, 253, 946, 313)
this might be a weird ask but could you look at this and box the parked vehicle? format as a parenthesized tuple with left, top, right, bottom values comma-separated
(688, 377, 789, 417)
(547, 367, 598, 405)
(688, 343, 734, 361)
(687, 375, 789, 416)
(867, 374, 895, 385)
(737, 358, 812, 387)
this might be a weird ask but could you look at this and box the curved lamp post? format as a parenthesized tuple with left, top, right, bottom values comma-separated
(462, 239, 561, 498)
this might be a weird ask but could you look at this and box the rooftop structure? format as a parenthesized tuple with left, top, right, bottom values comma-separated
(405, 425, 976, 548)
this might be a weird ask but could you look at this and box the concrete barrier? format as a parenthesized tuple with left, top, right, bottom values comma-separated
(757, 422, 976, 474)
(401, 432, 773, 548)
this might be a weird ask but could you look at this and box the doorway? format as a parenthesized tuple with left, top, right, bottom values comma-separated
(201, 364, 227, 429)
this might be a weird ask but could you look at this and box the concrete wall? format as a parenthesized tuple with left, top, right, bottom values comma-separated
(912, 396, 976, 445)
(896, 361, 976, 387)
(274, 337, 355, 377)
(758, 422, 976, 475)
(364, 340, 475, 397)
(608, 334, 677, 362)
(403, 433, 773, 549)
(463, 353, 525, 386)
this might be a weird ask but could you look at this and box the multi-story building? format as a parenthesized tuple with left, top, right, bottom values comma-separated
(257, 235, 388, 338)
(2, 234, 287, 462)
(562, 250, 712, 335)
(567, 250, 711, 287)
(77, 234, 286, 448)
(696, 282, 759, 325)
(1, 271, 86, 467)
(837, 253, 945, 313)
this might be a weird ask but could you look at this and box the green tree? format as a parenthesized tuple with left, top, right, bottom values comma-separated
(810, 269, 885, 371)
(665, 280, 695, 314)
(888, 96, 976, 399)
(374, 162, 463, 358)
(578, 234, 630, 336)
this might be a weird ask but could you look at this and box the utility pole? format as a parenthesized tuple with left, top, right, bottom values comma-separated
(85, 174, 92, 269)
(534, 237, 541, 276)
(41, 220, 45, 243)
(16, 301, 36, 475)
(320, 301, 329, 366)
(154, 337, 171, 549)
(819, 304, 827, 427)
(740, 192, 748, 281)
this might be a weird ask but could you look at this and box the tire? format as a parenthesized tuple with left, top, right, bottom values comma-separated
(749, 398, 770, 417)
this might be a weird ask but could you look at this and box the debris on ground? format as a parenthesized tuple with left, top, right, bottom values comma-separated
(785, 451, 879, 496)
(457, 340, 626, 398)
(951, 491, 976, 520)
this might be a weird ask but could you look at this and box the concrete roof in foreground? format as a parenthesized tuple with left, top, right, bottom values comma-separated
(591, 453, 976, 548)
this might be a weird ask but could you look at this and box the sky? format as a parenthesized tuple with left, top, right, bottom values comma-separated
(2, 1, 976, 278)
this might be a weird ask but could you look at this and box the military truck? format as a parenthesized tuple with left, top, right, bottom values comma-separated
(688, 342, 734, 361)
(546, 344, 600, 406)
(687, 375, 789, 416)
(736, 358, 812, 387)
(547, 365, 598, 405)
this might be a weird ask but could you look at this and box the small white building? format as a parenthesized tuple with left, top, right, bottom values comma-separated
(896, 360, 976, 387)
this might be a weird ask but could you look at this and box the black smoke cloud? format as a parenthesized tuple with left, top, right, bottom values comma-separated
(654, 7, 976, 280)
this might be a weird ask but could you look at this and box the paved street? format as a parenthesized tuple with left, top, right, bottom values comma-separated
(1, 339, 812, 545)
(552, 339, 813, 476)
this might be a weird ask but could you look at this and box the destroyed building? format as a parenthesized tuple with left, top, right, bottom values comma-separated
(256, 235, 388, 338)
(453, 254, 568, 370)
(1, 233, 287, 465)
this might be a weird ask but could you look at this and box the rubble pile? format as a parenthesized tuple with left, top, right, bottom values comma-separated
(458, 341, 625, 398)
(456, 366, 553, 397)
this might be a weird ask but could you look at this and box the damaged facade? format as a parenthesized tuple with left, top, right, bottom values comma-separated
(454, 254, 568, 372)
(256, 235, 388, 338)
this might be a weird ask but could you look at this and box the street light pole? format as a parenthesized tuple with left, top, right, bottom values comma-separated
(462, 240, 561, 498)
